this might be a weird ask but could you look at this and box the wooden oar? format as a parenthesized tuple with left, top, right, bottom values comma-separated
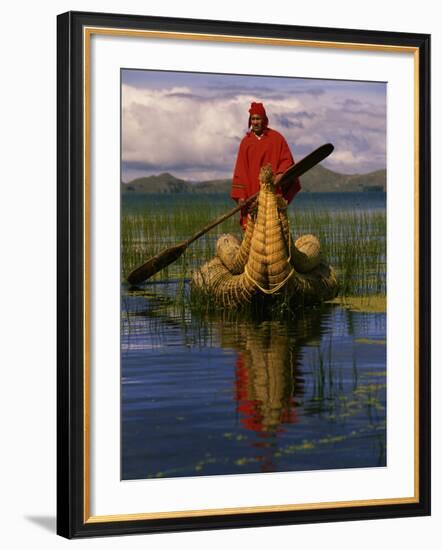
(127, 143, 334, 285)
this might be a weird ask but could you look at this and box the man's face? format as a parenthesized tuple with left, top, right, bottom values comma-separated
(250, 114, 264, 135)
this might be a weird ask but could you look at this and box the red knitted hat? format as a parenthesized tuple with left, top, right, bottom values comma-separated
(248, 102, 268, 129)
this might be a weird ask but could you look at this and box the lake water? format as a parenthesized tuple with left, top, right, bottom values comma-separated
(121, 192, 386, 480)
(122, 190, 386, 214)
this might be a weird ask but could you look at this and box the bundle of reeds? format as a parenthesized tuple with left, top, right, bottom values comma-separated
(191, 165, 338, 309)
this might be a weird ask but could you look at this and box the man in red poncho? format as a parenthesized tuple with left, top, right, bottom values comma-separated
(231, 102, 301, 228)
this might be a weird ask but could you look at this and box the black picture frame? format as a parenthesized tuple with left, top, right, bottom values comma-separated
(57, 10, 431, 539)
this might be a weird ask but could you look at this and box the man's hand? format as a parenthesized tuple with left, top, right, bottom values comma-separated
(274, 173, 283, 186)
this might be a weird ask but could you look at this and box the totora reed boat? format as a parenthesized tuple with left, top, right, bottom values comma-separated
(191, 165, 339, 309)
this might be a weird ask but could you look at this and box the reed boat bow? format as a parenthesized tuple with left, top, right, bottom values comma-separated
(192, 165, 339, 309)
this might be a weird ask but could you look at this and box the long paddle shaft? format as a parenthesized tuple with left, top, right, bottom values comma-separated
(127, 143, 334, 285)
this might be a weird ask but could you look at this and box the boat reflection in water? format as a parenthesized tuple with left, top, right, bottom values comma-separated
(217, 309, 327, 434)
(122, 285, 386, 480)
(232, 325, 300, 435)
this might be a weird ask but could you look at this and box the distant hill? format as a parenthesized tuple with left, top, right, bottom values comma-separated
(122, 166, 386, 194)
(297, 165, 386, 193)
(193, 178, 232, 194)
(122, 173, 191, 193)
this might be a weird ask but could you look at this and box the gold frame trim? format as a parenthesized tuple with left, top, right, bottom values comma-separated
(82, 26, 420, 524)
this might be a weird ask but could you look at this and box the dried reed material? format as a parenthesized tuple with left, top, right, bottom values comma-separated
(192, 164, 339, 308)
(216, 234, 241, 271)
(292, 234, 321, 273)
(289, 263, 339, 304)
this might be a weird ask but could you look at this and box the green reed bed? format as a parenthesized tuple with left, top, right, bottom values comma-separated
(122, 199, 241, 281)
(122, 197, 386, 299)
(289, 209, 386, 296)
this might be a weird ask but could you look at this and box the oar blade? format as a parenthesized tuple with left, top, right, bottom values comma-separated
(127, 242, 187, 285)
(279, 143, 334, 190)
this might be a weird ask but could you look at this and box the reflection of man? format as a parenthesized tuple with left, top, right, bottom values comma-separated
(231, 102, 301, 228)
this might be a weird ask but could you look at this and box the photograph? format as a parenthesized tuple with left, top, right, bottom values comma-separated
(1, 1, 439, 548)
(121, 69, 388, 481)
(55, 9, 430, 538)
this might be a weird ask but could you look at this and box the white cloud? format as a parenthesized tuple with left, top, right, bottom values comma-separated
(327, 149, 363, 166)
(122, 85, 249, 172)
(121, 81, 386, 181)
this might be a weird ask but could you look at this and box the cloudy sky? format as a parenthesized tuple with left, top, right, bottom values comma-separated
(121, 69, 386, 183)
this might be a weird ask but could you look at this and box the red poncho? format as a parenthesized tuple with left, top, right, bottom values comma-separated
(231, 128, 301, 227)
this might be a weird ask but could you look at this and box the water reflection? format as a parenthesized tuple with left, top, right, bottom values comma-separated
(232, 326, 299, 434)
(121, 284, 386, 479)
(215, 309, 328, 435)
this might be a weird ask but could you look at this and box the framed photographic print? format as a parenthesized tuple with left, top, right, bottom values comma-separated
(57, 11, 431, 538)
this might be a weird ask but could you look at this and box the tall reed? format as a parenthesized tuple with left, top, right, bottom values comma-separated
(122, 194, 386, 298)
